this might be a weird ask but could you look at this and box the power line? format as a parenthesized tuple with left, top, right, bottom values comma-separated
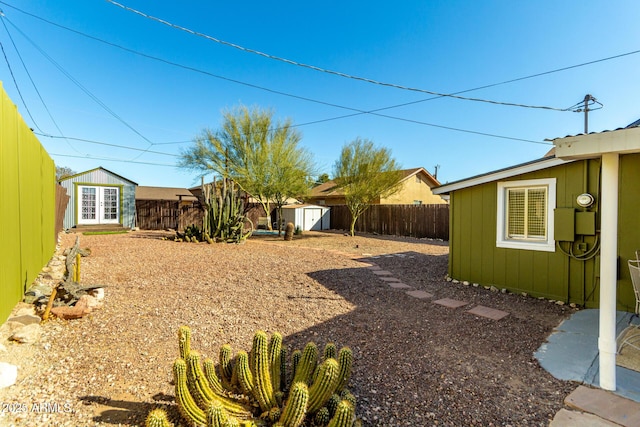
(0, 5, 548, 147)
(3, 2, 630, 147)
(105, 0, 572, 112)
(2, 15, 157, 160)
(49, 152, 176, 167)
(36, 132, 180, 156)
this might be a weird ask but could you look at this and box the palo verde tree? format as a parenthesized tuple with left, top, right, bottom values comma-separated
(333, 138, 402, 236)
(179, 105, 314, 230)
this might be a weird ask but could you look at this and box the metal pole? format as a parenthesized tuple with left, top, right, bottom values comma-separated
(584, 94, 591, 134)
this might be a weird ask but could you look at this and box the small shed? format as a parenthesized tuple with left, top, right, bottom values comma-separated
(58, 167, 137, 230)
(281, 204, 330, 231)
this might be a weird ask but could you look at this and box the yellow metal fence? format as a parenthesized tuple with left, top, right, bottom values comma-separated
(0, 82, 56, 322)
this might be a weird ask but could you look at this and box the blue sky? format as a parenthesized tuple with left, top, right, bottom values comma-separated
(1, 1, 639, 188)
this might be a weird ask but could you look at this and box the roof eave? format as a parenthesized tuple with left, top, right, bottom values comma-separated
(432, 157, 574, 194)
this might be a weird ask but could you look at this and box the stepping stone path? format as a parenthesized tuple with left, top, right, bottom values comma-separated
(357, 253, 510, 321)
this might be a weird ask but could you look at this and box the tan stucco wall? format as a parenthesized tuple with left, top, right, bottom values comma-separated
(381, 175, 447, 205)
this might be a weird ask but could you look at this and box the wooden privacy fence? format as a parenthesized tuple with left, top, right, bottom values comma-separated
(330, 204, 449, 240)
(135, 201, 267, 231)
(135, 200, 203, 231)
(0, 82, 57, 323)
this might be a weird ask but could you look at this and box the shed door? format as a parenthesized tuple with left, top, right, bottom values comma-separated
(78, 186, 120, 225)
(304, 208, 322, 231)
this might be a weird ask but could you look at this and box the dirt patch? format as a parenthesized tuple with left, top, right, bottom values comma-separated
(0, 230, 575, 426)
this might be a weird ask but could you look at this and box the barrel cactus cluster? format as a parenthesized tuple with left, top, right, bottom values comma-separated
(147, 326, 358, 427)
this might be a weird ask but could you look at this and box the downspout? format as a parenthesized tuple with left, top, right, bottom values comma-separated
(599, 153, 619, 391)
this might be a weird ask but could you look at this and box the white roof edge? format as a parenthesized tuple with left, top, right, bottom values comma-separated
(432, 157, 575, 194)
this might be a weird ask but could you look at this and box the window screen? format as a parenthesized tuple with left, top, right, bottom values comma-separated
(506, 186, 547, 240)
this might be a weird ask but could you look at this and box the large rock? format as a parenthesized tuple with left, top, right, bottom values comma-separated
(50, 297, 92, 320)
(0, 362, 18, 388)
(9, 323, 41, 344)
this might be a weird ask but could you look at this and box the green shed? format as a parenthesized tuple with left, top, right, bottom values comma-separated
(433, 124, 640, 312)
(59, 167, 137, 230)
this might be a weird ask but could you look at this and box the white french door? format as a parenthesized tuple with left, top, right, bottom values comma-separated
(78, 186, 120, 225)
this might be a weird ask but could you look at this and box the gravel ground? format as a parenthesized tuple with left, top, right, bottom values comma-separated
(0, 230, 576, 426)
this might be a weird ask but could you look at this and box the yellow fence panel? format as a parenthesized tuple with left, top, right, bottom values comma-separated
(0, 82, 56, 323)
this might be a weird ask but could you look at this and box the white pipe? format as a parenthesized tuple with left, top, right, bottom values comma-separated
(599, 153, 619, 391)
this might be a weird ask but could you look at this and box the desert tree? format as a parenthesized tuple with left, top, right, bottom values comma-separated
(333, 138, 402, 236)
(55, 166, 76, 181)
(179, 105, 314, 230)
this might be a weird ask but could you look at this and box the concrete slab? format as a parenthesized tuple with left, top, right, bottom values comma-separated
(466, 305, 509, 320)
(366, 265, 382, 270)
(549, 408, 619, 427)
(565, 386, 640, 427)
(433, 298, 468, 309)
(390, 282, 412, 289)
(371, 270, 392, 276)
(406, 290, 433, 299)
(379, 276, 401, 282)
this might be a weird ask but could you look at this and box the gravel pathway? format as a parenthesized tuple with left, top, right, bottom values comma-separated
(0, 230, 575, 426)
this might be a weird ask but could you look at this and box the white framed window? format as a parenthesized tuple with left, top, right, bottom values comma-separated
(496, 178, 556, 252)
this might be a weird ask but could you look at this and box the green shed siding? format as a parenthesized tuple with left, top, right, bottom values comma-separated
(617, 153, 640, 309)
(448, 157, 637, 310)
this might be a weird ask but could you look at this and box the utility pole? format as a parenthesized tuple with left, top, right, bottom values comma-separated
(433, 164, 440, 180)
(573, 94, 602, 134)
(583, 94, 593, 133)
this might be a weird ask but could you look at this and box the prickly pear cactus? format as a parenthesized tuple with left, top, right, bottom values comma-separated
(156, 326, 358, 427)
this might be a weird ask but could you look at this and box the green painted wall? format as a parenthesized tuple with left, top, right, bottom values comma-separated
(0, 83, 56, 323)
(448, 157, 636, 310)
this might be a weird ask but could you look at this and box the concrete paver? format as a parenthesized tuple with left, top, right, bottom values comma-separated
(389, 282, 412, 289)
(564, 386, 640, 427)
(406, 290, 433, 299)
(433, 298, 468, 308)
(549, 409, 620, 427)
(466, 305, 509, 320)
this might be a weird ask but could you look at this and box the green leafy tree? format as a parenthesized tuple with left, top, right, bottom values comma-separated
(179, 105, 314, 230)
(316, 173, 330, 184)
(55, 166, 76, 181)
(333, 138, 402, 236)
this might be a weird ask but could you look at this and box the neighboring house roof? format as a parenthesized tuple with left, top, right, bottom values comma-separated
(58, 166, 138, 185)
(310, 167, 440, 198)
(136, 186, 198, 201)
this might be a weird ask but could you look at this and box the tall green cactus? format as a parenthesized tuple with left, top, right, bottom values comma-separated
(335, 348, 353, 392)
(292, 343, 318, 386)
(166, 328, 358, 427)
(278, 382, 308, 427)
(201, 177, 252, 243)
(173, 358, 207, 426)
(327, 401, 355, 427)
(203, 357, 225, 395)
(251, 330, 277, 412)
(235, 351, 254, 395)
(219, 344, 234, 389)
(268, 332, 283, 393)
(178, 325, 191, 360)
(207, 400, 232, 427)
(307, 359, 339, 414)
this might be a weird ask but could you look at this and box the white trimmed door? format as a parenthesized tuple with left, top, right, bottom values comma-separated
(78, 186, 120, 225)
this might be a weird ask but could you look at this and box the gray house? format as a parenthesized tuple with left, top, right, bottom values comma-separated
(58, 167, 137, 230)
